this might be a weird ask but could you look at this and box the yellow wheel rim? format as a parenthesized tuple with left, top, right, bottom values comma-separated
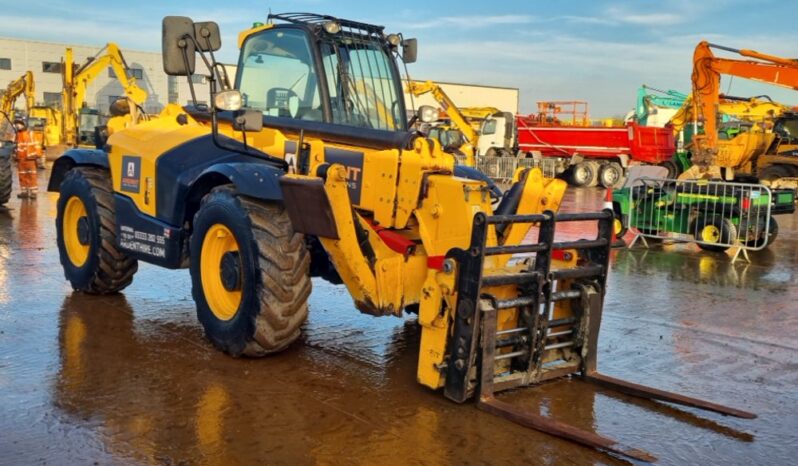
(63, 196, 90, 267)
(200, 224, 242, 321)
(613, 218, 623, 236)
(701, 225, 721, 243)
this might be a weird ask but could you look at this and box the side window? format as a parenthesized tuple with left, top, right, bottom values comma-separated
(238, 29, 322, 121)
(482, 119, 497, 135)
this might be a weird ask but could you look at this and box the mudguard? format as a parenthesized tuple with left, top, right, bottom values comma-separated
(199, 162, 284, 201)
(48, 148, 109, 192)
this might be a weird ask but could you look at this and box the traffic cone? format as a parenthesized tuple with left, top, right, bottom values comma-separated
(603, 187, 613, 211)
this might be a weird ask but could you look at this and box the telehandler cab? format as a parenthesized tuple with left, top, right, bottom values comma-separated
(49, 13, 754, 461)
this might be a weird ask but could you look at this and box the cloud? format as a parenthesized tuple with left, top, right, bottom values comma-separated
(616, 12, 684, 26)
(558, 15, 616, 26)
(410, 31, 798, 115)
(406, 14, 536, 30)
(0, 15, 161, 51)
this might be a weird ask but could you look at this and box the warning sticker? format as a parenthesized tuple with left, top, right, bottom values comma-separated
(121, 156, 141, 193)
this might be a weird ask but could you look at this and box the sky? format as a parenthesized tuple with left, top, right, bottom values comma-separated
(2, 0, 797, 117)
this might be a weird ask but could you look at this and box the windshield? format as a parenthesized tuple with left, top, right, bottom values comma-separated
(238, 28, 322, 120)
(320, 37, 404, 131)
(79, 113, 101, 130)
(236, 27, 406, 131)
(28, 118, 46, 130)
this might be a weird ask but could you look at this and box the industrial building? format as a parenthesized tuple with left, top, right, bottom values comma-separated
(1, 36, 518, 118)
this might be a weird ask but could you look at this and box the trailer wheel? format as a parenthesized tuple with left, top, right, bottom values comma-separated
(570, 161, 597, 187)
(55, 167, 138, 293)
(694, 216, 737, 252)
(0, 156, 12, 205)
(599, 162, 626, 188)
(190, 186, 311, 357)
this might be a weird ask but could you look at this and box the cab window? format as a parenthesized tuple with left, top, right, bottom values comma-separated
(482, 119, 497, 135)
(238, 29, 323, 121)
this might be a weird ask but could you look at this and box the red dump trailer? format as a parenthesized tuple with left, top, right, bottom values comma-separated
(516, 117, 675, 187)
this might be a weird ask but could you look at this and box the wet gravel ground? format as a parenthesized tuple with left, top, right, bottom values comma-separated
(0, 170, 796, 465)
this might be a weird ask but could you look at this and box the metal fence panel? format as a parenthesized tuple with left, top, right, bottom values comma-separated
(454, 156, 558, 182)
(626, 177, 773, 261)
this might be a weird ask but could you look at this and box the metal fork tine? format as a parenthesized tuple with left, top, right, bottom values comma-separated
(477, 397, 658, 463)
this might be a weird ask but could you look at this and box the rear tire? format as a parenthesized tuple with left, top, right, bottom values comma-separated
(55, 167, 138, 293)
(659, 160, 679, 179)
(745, 217, 778, 248)
(190, 186, 311, 357)
(599, 162, 626, 188)
(0, 156, 11, 205)
(694, 216, 737, 252)
(585, 161, 601, 187)
(570, 161, 597, 187)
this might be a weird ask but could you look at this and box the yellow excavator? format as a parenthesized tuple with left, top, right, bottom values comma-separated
(0, 71, 49, 167)
(428, 106, 503, 155)
(61, 43, 149, 147)
(48, 14, 755, 461)
(407, 80, 481, 166)
(681, 41, 798, 183)
(0, 70, 35, 118)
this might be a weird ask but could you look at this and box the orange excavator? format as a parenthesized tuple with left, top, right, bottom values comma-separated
(685, 41, 798, 183)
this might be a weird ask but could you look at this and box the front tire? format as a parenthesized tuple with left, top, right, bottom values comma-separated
(0, 156, 11, 205)
(190, 186, 311, 357)
(55, 167, 138, 293)
(694, 216, 737, 252)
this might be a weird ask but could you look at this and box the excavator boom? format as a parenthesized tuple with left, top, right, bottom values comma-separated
(690, 41, 798, 169)
(61, 43, 148, 146)
(407, 80, 479, 165)
(0, 71, 35, 116)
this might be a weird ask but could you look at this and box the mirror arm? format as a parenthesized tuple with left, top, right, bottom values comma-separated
(180, 39, 199, 107)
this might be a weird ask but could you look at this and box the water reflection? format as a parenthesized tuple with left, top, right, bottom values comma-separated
(611, 247, 790, 290)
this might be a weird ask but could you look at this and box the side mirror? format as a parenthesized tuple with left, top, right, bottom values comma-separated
(233, 110, 264, 132)
(162, 16, 196, 76)
(194, 21, 221, 52)
(402, 38, 417, 64)
(109, 98, 131, 117)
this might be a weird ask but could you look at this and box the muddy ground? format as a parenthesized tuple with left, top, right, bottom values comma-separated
(0, 170, 796, 465)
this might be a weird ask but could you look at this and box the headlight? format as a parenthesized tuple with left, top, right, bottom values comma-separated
(214, 90, 243, 111)
(323, 21, 341, 34)
(418, 105, 438, 124)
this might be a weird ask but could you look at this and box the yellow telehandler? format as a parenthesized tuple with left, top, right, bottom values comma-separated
(48, 14, 754, 461)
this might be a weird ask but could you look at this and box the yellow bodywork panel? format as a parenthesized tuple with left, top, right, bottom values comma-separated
(715, 131, 776, 168)
(237, 23, 274, 49)
(107, 105, 208, 216)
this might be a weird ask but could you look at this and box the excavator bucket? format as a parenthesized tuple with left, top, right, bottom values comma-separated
(443, 209, 755, 462)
